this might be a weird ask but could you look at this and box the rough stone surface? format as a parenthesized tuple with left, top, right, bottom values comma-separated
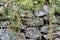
(35, 10, 46, 16)
(43, 5, 50, 13)
(0, 29, 20, 40)
(40, 25, 48, 34)
(25, 27, 41, 39)
(43, 35, 49, 40)
(0, 21, 10, 28)
(20, 24, 27, 30)
(54, 38, 60, 40)
(27, 18, 43, 26)
(1, 29, 10, 40)
(0, 1, 60, 40)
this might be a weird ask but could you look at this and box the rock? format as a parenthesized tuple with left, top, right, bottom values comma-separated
(54, 31, 60, 36)
(26, 18, 43, 26)
(27, 18, 43, 26)
(0, 21, 10, 28)
(22, 18, 43, 26)
(1, 29, 10, 40)
(43, 15, 49, 20)
(25, 27, 41, 39)
(20, 24, 27, 29)
(35, 10, 46, 16)
(0, 29, 3, 35)
(19, 32, 26, 40)
(38, 11, 46, 16)
(43, 35, 49, 40)
(27, 39, 36, 40)
(0, 29, 20, 40)
(34, 5, 50, 17)
(54, 38, 60, 40)
(43, 5, 50, 13)
(40, 25, 48, 34)
(54, 31, 60, 38)
(20, 33, 25, 38)
(19, 9, 25, 17)
(19, 9, 34, 17)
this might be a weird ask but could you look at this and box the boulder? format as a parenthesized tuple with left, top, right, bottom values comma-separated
(25, 27, 41, 39)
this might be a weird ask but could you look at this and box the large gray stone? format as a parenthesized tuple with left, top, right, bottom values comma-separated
(25, 27, 41, 39)
(43, 15, 49, 20)
(54, 38, 60, 40)
(43, 5, 50, 13)
(0, 21, 10, 28)
(0, 29, 20, 40)
(34, 5, 50, 17)
(43, 35, 49, 40)
(1, 29, 10, 40)
(54, 31, 60, 36)
(27, 18, 43, 26)
(35, 10, 46, 16)
(40, 25, 48, 33)
(18, 31, 26, 40)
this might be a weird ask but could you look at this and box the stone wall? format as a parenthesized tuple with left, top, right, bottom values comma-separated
(0, 0, 60, 40)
